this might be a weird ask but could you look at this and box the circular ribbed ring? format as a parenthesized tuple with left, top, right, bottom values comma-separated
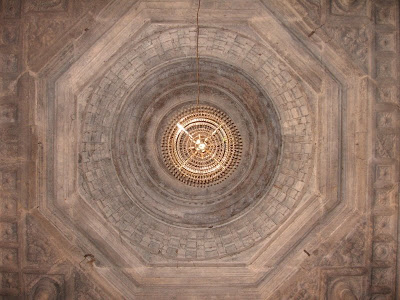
(162, 105, 242, 187)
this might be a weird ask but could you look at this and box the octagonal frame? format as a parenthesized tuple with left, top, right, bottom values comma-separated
(33, 0, 369, 296)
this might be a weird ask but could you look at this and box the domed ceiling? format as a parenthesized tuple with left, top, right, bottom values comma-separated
(0, 0, 399, 299)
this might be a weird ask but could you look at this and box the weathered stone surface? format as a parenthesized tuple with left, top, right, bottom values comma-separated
(0, 0, 399, 298)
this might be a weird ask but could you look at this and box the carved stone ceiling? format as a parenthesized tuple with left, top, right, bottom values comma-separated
(0, 0, 399, 299)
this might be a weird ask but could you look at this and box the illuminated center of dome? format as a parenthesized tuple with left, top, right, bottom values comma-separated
(162, 105, 242, 187)
(195, 139, 207, 152)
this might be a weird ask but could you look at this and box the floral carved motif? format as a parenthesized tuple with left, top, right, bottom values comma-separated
(321, 223, 366, 266)
(325, 26, 368, 71)
(26, 215, 58, 264)
(376, 134, 397, 159)
(331, 0, 367, 16)
(26, 18, 70, 62)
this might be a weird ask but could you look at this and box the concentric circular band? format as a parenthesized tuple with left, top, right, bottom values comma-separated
(162, 105, 242, 187)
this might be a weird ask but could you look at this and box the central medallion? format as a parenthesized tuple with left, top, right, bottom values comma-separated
(162, 105, 242, 187)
